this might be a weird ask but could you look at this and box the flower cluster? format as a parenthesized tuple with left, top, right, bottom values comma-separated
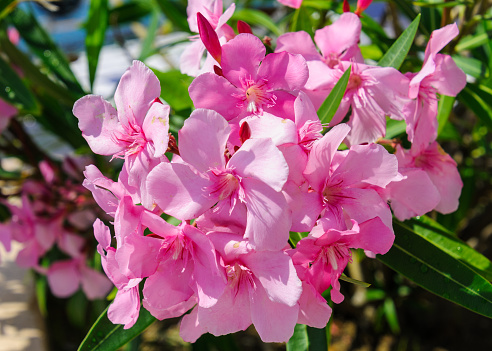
(0, 156, 112, 299)
(72, 1, 466, 343)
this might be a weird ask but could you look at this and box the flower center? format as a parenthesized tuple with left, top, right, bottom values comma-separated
(209, 169, 240, 200)
(236, 77, 277, 114)
(347, 73, 363, 90)
(111, 124, 147, 159)
(324, 52, 340, 69)
(321, 243, 351, 271)
(226, 262, 254, 292)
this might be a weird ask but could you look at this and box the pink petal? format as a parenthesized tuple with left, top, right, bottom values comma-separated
(304, 123, 351, 191)
(147, 162, 216, 220)
(116, 233, 162, 279)
(47, 260, 81, 298)
(108, 287, 140, 329)
(283, 181, 323, 232)
(243, 250, 302, 307)
(314, 13, 361, 59)
(80, 266, 113, 300)
(257, 52, 308, 91)
(242, 178, 291, 251)
(341, 188, 393, 230)
(180, 40, 206, 77)
(277, 0, 303, 8)
(179, 108, 230, 172)
(221, 33, 265, 87)
(58, 232, 85, 258)
(72, 95, 123, 155)
(428, 54, 467, 97)
(114, 60, 161, 127)
(142, 102, 170, 158)
(93, 218, 112, 255)
(229, 138, 288, 192)
(297, 282, 332, 328)
(189, 73, 243, 120)
(352, 217, 395, 255)
(245, 114, 298, 146)
(275, 31, 321, 61)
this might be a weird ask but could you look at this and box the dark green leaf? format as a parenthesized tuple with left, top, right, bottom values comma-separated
(378, 220, 492, 319)
(409, 216, 492, 282)
(0, 56, 36, 111)
(455, 33, 490, 52)
(378, 14, 420, 69)
(421, 6, 441, 35)
(360, 16, 392, 52)
(153, 0, 190, 32)
(290, 7, 313, 36)
(413, 0, 471, 8)
(78, 306, 156, 351)
(193, 333, 238, 351)
(383, 298, 400, 334)
(86, 0, 109, 89)
(10, 8, 84, 95)
(232, 9, 282, 37)
(437, 95, 455, 136)
(317, 66, 351, 125)
(151, 69, 194, 111)
(109, 0, 153, 25)
(287, 324, 327, 351)
(0, 0, 17, 20)
(458, 84, 492, 129)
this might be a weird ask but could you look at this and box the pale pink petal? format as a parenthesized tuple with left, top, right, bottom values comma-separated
(385, 169, 440, 221)
(189, 73, 243, 121)
(352, 217, 395, 255)
(279, 144, 307, 185)
(114, 60, 161, 127)
(245, 114, 298, 146)
(142, 102, 170, 158)
(257, 52, 308, 91)
(345, 102, 386, 145)
(424, 23, 459, 63)
(341, 188, 393, 229)
(73, 95, 124, 155)
(332, 144, 399, 188)
(314, 13, 361, 59)
(275, 31, 321, 61)
(249, 280, 299, 342)
(304, 60, 337, 91)
(108, 287, 140, 329)
(242, 250, 302, 306)
(93, 218, 112, 255)
(114, 196, 142, 248)
(180, 40, 206, 77)
(47, 260, 81, 298)
(304, 123, 351, 191)
(0, 99, 17, 132)
(80, 266, 113, 300)
(428, 54, 466, 97)
(147, 162, 216, 220)
(221, 33, 265, 87)
(58, 232, 85, 258)
(278, 0, 303, 8)
(297, 282, 332, 328)
(179, 108, 230, 172)
(242, 178, 291, 251)
(283, 181, 323, 232)
(229, 138, 288, 192)
(116, 233, 162, 279)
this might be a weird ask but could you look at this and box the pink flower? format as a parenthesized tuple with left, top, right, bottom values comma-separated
(147, 109, 292, 251)
(277, 0, 303, 8)
(180, 232, 302, 343)
(291, 216, 394, 303)
(181, 0, 236, 76)
(189, 33, 308, 121)
(405, 24, 467, 153)
(303, 124, 400, 230)
(73, 61, 170, 209)
(0, 99, 17, 133)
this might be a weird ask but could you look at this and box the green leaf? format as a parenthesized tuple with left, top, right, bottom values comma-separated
(0, 32, 78, 106)
(78, 306, 156, 351)
(378, 220, 492, 319)
(317, 66, 351, 125)
(232, 9, 282, 37)
(413, 0, 471, 8)
(287, 324, 328, 351)
(378, 14, 420, 69)
(290, 6, 313, 36)
(452, 55, 489, 78)
(153, 0, 190, 32)
(151, 69, 193, 111)
(421, 6, 441, 34)
(409, 216, 492, 282)
(0, 55, 36, 111)
(301, 0, 335, 10)
(9, 8, 84, 95)
(86, 0, 109, 89)
(385, 119, 407, 139)
(437, 95, 455, 136)
(109, 0, 153, 25)
(0, 0, 17, 20)
(455, 33, 490, 52)
(458, 84, 492, 129)
(339, 274, 371, 288)
(360, 16, 392, 52)
(383, 298, 400, 334)
(138, 9, 160, 61)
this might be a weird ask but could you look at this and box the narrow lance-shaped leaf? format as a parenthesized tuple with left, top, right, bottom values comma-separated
(318, 66, 351, 125)
(409, 216, 492, 282)
(378, 14, 420, 69)
(78, 305, 156, 351)
(0, 55, 36, 111)
(458, 84, 492, 129)
(86, 0, 109, 89)
(287, 324, 328, 351)
(9, 8, 84, 95)
(378, 220, 492, 319)
(437, 95, 455, 136)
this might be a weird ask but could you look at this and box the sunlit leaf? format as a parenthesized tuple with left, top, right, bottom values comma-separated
(150, 68, 193, 111)
(78, 306, 156, 351)
(86, 0, 109, 89)
(378, 220, 492, 319)
(378, 14, 420, 69)
(287, 324, 327, 351)
(232, 9, 282, 37)
(437, 95, 456, 136)
(318, 66, 351, 125)
(452, 55, 489, 78)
